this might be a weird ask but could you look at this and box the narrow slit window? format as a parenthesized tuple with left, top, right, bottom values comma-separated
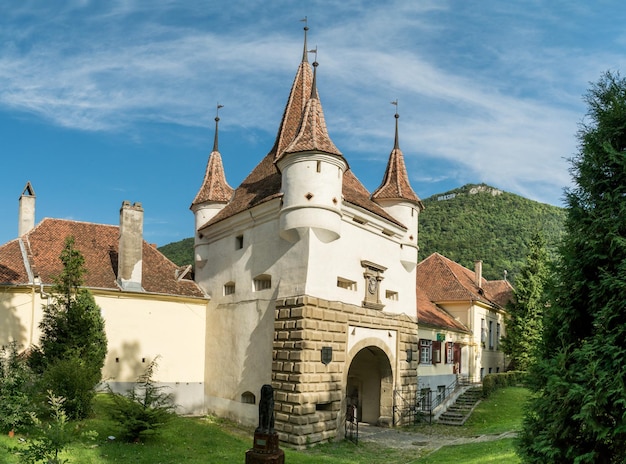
(235, 235, 244, 249)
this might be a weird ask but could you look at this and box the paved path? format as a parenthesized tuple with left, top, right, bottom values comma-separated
(356, 423, 517, 454)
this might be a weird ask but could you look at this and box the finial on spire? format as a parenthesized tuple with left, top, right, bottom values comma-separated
(309, 47, 319, 99)
(300, 17, 309, 63)
(213, 103, 223, 152)
(391, 100, 400, 149)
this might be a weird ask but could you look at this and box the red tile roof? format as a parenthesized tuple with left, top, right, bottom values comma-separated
(201, 48, 409, 232)
(416, 252, 513, 309)
(417, 286, 470, 333)
(0, 218, 206, 299)
(372, 116, 423, 207)
(190, 149, 234, 207)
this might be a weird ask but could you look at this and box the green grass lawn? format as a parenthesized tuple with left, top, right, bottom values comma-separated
(0, 387, 529, 463)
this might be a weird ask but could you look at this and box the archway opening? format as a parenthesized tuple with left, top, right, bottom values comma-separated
(346, 346, 393, 425)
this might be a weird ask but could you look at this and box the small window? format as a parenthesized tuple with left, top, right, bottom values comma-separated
(489, 321, 494, 349)
(241, 391, 256, 404)
(382, 229, 394, 237)
(253, 274, 271, 291)
(235, 235, 244, 249)
(352, 216, 367, 225)
(437, 385, 446, 403)
(224, 282, 235, 296)
(315, 402, 332, 411)
(316, 160, 322, 173)
(496, 323, 501, 349)
(419, 339, 432, 364)
(337, 277, 357, 291)
(385, 290, 398, 301)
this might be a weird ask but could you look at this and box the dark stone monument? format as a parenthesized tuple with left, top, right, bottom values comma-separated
(245, 384, 285, 464)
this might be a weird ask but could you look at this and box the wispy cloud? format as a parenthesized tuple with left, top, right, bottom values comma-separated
(0, 0, 624, 210)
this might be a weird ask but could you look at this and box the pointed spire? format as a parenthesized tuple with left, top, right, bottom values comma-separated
(190, 105, 234, 208)
(301, 17, 309, 63)
(213, 103, 223, 152)
(372, 103, 422, 205)
(269, 21, 314, 160)
(282, 58, 343, 158)
(392, 99, 399, 149)
(310, 48, 319, 100)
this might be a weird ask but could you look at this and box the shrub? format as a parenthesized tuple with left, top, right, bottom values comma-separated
(482, 371, 527, 398)
(107, 358, 175, 442)
(0, 342, 35, 433)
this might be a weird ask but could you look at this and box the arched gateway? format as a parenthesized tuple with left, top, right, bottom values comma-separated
(346, 345, 394, 425)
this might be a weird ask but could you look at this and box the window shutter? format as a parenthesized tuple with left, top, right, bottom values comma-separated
(433, 341, 441, 364)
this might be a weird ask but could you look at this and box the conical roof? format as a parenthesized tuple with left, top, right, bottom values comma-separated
(190, 115, 234, 208)
(281, 61, 343, 158)
(372, 112, 422, 206)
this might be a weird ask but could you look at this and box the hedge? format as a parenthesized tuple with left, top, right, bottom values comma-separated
(482, 370, 527, 398)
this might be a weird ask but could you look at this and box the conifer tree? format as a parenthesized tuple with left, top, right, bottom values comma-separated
(500, 232, 549, 371)
(518, 71, 626, 463)
(29, 236, 107, 419)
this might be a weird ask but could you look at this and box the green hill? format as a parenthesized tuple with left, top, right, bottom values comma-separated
(159, 183, 566, 284)
(418, 183, 566, 283)
(158, 237, 194, 267)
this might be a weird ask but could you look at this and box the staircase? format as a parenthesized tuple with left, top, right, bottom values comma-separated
(436, 387, 482, 426)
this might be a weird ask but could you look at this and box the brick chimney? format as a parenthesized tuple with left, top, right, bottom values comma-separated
(18, 182, 36, 236)
(474, 260, 483, 288)
(118, 201, 144, 291)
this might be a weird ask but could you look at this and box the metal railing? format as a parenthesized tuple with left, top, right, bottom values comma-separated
(344, 403, 359, 444)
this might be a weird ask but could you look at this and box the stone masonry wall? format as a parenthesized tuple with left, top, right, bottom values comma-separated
(273, 295, 418, 448)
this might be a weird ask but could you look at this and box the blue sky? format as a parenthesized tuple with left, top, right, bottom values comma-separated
(1, 1, 625, 247)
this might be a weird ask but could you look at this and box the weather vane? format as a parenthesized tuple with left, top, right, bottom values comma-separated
(300, 16, 308, 29)
(308, 46, 318, 63)
(391, 99, 399, 117)
(215, 103, 224, 121)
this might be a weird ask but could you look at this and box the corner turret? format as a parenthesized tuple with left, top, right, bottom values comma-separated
(372, 105, 423, 270)
(276, 56, 348, 243)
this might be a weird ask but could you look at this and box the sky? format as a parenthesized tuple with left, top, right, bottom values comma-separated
(1, 1, 625, 247)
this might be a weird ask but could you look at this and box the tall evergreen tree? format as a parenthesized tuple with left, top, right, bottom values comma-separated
(518, 71, 626, 463)
(29, 236, 107, 419)
(500, 232, 549, 371)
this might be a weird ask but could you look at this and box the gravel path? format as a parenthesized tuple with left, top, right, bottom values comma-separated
(357, 423, 517, 454)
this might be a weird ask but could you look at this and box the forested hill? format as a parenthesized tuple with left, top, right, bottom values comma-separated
(418, 184, 566, 283)
(158, 183, 566, 284)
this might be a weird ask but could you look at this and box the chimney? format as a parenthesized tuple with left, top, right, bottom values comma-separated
(474, 260, 483, 288)
(118, 201, 144, 291)
(18, 182, 36, 236)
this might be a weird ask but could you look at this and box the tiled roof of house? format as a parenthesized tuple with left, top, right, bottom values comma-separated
(372, 114, 423, 207)
(416, 252, 512, 309)
(0, 218, 206, 299)
(417, 286, 470, 333)
(201, 31, 408, 232)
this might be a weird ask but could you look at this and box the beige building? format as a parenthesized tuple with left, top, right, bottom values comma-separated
(416, 253, 512, 381)
(0, 185, 209, 415)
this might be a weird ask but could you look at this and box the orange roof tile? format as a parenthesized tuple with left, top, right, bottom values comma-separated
(0, 219, 206, 299)
(417, 286, 470, 333)
(372, 115, 423, 206)
(416, 252, 512, 309)
(190, 149, 234, 207)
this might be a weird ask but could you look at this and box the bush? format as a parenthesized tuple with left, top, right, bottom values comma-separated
(482, 371, 527, 398)
(107, 358, 175, 442)
(37, 355, 100, 420)
(0, 342, 35, 433)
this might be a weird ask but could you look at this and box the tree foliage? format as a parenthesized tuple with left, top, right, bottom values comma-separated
(0, 342, 35, 433)
(500, 232, 550, 371)
(419, 184, 565, 283)
(28, 236, 107, 420)
(518, 71, 626, 463)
